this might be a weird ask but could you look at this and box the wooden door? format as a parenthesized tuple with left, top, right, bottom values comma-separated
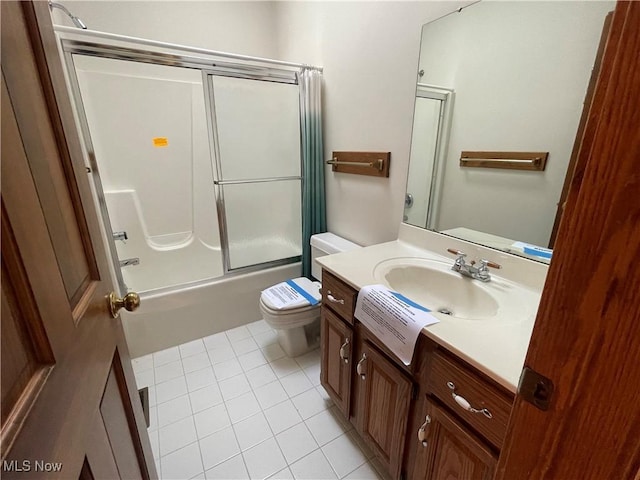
(354, 342, 412, 480)
(320, 308, 353, 417)
(1, 2, 155, 479)
(414, 398, 496, 480)
(497, 2, 640, 478)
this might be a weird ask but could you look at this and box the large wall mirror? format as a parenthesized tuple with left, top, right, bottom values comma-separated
(404, 1, 614, 263)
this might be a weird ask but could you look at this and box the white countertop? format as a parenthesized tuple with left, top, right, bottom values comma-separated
(316, 225, 548, 393)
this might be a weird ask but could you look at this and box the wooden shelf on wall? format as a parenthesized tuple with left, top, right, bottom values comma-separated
(460, 151, 548, 171)
(327, 151, 391, 177)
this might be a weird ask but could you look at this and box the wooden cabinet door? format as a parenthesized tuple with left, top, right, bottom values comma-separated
(414, 398, 496, 480)
(354, 342, 412, 480)
(1, 2, 155, 479)
(320, 308, 353, 417)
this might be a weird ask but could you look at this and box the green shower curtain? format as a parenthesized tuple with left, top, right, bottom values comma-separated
(299, 68, 326, 278)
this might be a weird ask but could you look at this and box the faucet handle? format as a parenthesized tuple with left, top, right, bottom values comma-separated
(448, 249, 467, 272)
(447, 248, 467, 258)
(480, 259, 502, 270)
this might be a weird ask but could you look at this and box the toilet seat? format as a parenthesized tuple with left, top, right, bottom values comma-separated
(259, 299, 320, 316)
(259, 297, 321, 330)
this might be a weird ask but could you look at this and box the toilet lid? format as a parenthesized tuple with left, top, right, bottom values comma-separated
(261, 277, 321, 311)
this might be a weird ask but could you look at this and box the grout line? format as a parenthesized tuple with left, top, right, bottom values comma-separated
(238, 395, 281, 478)
(205, 344, 266, 475)
(317, 447, 340, 480)
(157, 415, 201, 460)
(183, 374, 208, 479)
(155, 438, 203, 479)
(177, 338, 207, 361)
(147, 323, 330, 480)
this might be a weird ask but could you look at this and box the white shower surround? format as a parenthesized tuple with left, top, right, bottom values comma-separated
(75, 54, 303, 292)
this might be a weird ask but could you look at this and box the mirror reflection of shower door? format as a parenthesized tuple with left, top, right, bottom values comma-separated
(207, 75, 302, 271)
(405, 96, 443, 228)
(404, 86, 453, 230)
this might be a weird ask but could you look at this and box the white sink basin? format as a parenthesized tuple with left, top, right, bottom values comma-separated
(373, 257, 538, 323)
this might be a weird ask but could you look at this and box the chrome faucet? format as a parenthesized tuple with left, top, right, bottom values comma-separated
(447, 248, 501, 282)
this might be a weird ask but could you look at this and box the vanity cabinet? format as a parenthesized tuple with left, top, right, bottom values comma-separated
(319, 269, 513, 480)
(320, 271, 413, 479)
(408, 347, 513, 480)
(320, 308, 353, 417)
(320, 271, 358, 417)
(352, 340, 413, 479)
(427, 350, 512, 450)
(321, 270, 357, 324)
(412, 398, 497, 480)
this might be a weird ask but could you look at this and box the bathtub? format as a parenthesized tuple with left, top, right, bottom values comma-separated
(121, 262, 301, 357)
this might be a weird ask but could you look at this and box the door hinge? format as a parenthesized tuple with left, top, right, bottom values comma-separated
(411, 383, 419, 401)
(518, 366, 554, 411)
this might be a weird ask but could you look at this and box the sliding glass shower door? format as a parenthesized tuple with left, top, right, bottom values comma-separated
(61, 35, 308, 293)
(207, 75, 302, 271)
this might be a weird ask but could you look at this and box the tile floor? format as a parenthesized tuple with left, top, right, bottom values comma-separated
(132, 319, 388, 480)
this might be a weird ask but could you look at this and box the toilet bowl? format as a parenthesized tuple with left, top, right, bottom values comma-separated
(260, 233, 360, 357)
(259, 277, 322, 357)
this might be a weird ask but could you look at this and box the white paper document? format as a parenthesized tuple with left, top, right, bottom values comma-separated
(354, 285, 439, 365)
(262, 279, 320, 310)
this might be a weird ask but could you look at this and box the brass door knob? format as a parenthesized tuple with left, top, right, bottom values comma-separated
(108, 291, 141, 318)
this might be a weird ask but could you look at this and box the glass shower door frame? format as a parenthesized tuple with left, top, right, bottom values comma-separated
(415, 85, 455, 231)
(202, 72, 303, 275)
(59, 37, 307, 294)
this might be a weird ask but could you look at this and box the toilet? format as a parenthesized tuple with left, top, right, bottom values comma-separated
(260, 233, 361, 357)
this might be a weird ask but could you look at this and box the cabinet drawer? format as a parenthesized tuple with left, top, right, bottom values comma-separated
(322, 271, 357, 324)
(427, 350, 513, 449)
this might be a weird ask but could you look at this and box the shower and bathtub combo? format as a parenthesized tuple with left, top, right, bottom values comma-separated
(54, 8, 348, 358)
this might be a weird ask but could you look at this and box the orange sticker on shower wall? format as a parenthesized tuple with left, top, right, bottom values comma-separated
(153, 137, 169, 147)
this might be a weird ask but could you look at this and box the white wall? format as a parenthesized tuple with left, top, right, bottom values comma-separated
(53, 0, 471, 248)
(53, 1, 280, 58)
(274, 2, 471, 246)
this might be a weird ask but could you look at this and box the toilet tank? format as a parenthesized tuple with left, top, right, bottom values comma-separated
(309, 233, 361, 280)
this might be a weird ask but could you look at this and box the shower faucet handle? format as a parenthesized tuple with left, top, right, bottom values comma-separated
(113, 231, 128, 242)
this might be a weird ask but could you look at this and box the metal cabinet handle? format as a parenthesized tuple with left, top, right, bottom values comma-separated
(417, 415, 431, 447)
(326, 291, 345, 304)
(339, 338, 350, 364)
(356, 353, 367, 380)
(447, 381, 493, 419)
